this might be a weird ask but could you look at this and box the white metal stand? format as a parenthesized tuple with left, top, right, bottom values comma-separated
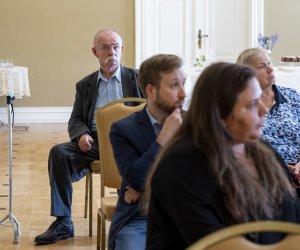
(0, 117, 8, 127)
(0, 115, 29, 131)
(0, 96, 21, 244)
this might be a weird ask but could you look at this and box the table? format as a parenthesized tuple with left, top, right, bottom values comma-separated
(0, 66, 30, 98)
(0, 66, 30, 244)
(274, 68, 300, 93)
(0, 66, 30, 128)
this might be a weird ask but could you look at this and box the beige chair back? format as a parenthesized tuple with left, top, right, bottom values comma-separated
(186, 221, 300, 250)
(95, 97, 146, 197)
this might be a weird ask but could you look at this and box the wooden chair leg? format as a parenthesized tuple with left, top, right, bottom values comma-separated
(97, 209, 100, 250)
(89, 170, 93, 236)
(84, 170, 90, 218)
(100, 212, 106, 250)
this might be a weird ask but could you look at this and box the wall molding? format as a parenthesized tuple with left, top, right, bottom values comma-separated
(0, 107, 72, 124)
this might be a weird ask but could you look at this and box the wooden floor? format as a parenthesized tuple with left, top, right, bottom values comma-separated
(0, 124, 100, 250)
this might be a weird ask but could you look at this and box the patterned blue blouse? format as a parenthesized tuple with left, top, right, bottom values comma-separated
(262, 84, 300, 164)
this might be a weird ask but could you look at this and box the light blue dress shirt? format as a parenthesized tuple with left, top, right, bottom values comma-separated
(90, 66, 123, 132)
(146, 107, 162, 136)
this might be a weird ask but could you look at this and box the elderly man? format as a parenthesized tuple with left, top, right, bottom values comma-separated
(34, 29, 141, 244)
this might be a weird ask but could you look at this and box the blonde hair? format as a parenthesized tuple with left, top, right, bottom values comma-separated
(236, 47, 269, 66)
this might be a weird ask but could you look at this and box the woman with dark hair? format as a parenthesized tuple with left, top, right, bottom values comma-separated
(143, 62, 300, 250)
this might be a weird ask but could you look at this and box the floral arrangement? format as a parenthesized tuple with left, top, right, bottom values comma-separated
(257, 33, 279, 53)
(194, 54, 206, 68)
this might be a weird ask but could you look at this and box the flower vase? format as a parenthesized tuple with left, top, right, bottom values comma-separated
(265, 40, 272, 55)
(193, 50, 206, 71)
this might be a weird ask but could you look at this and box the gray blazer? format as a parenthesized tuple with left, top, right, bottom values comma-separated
(68, 66, 142, 141)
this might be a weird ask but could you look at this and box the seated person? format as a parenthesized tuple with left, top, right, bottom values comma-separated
(237, 48, 300, 183)
(144, 62, 300, 250)
(108, 54, 186, 250)
(34, 29, 142, 245)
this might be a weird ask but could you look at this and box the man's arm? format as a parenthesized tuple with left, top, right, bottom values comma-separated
(110, 109, 183, 192)
(68, 72, 99, 141)
(110, 113, 161, 192)
(68, 82, 91, 141)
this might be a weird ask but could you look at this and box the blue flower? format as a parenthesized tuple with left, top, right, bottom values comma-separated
(257, 33, 279, 51)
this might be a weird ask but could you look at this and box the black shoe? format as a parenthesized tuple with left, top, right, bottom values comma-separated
(34, 218, 74, 244)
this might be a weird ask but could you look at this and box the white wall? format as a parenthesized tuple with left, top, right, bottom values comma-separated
(264, 0, 300, 65)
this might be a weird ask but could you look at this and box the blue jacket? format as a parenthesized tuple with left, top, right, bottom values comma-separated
(108, 107, 161, 249)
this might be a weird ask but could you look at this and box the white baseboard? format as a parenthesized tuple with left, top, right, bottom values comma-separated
(0, 107, 72, 123)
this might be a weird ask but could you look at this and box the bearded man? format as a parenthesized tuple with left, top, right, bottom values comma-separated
(108, 54, 186, 250)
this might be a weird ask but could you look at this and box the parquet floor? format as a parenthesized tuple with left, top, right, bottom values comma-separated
(0, 124, 100, 250)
